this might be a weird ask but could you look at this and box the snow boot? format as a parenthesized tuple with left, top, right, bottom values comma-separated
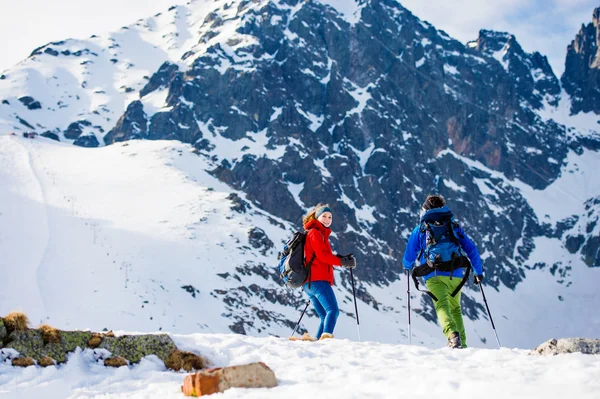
(319, 333, 334, 340)
(447, 331, 462, 349)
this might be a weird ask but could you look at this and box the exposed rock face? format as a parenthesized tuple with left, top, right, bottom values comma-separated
(468, 30, 561, 108)
(140, 61, 180, 97)
(103, 101, 148, 144)
(18, 96, 42, 110)
(41, 131, 60, 141)
(248, 227, 275, 255)
(74, 135, 100, 148)
(562, 7, 600, 114)
(64, 120, 92, 140)
(531, 338, 600, 355)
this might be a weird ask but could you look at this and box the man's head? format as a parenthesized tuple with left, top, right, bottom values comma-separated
(422, 194, 446, 211)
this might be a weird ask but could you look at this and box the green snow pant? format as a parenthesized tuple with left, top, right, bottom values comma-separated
(425, 276, 467, 347)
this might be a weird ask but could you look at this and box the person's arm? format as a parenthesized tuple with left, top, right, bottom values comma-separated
(456, 226, 483, 275)
(308, 230, 342, 266)
(402, 226, 422, 270)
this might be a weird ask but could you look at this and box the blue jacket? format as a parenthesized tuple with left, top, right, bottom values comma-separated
(403, 207, 483, 282)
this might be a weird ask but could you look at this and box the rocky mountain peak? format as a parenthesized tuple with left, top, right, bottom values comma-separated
(561, 7, 600, 114)
(467, 29, 516, 55)
(468, 29, 560, 108)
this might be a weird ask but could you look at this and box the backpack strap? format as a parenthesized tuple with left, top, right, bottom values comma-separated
(446, 218, 460, 245)
(410, 271, 439, 301)
(450, 265, 470, 297)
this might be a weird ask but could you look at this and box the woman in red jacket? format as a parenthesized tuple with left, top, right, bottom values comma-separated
(302, 204, 356, 340)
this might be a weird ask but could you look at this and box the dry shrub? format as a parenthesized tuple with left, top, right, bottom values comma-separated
(165, 350, 207, 372)
(39, 324, 62, 344)
(104, 357, 128, 367)
(39, 357, 56, 367)
(105, 330, 115, 337)
(88, 333, 103, 348)
(12, 357, 35, 367)
(4, 312, 29, 333)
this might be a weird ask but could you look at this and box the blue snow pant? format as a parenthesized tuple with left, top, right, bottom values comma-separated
(303, 280, 340, 339)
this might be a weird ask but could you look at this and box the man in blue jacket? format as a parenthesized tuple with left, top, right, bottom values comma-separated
(403, 195, 484, 348)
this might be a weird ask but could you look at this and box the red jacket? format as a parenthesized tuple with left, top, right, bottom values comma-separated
(304, 220, 342, 285)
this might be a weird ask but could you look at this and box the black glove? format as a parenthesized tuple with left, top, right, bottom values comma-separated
(336, 253, 353, 258)
(474, 274, 483, 284)
(340, 255, 356, 269)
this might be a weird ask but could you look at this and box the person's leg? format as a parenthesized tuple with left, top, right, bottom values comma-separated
(304, 283, 326, 339)
(312, 282, 340, 335)
(448, 280, 467, 347)
(425, 276, 457, 339)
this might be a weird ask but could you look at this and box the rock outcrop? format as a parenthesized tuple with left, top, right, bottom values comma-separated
(1, 324, 189, 368)
(531, 338, 600, 355)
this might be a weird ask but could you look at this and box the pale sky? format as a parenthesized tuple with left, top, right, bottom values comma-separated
(0, 0, 597, 76)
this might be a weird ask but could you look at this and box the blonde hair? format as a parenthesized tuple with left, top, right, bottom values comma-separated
(303, 203, 330, 229)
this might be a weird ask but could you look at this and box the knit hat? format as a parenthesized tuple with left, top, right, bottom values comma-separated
(315, 206, 332, 218)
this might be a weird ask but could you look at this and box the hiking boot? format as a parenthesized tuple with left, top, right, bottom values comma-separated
(448, 332, 462, 349)
(319, 333, 334, 340)
(289, 332, 316, 342)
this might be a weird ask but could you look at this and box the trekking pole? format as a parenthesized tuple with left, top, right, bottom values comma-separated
(350, 269, 361, 341)
(406, 270, 412, 345)
(478, 281, 501, 348)
(290, 300, 311, 338)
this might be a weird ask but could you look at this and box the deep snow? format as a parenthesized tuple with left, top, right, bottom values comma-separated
(2, 333, 600, 399)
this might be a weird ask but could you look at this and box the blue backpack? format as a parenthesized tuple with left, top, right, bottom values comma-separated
(277, 232, 316, 289)
(411, 206, 471, 300)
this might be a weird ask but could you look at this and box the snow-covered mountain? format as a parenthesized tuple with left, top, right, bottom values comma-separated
(1, 0, 600, 349)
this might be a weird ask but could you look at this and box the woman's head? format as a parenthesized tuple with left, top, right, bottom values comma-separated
(303, 203, 333, 228)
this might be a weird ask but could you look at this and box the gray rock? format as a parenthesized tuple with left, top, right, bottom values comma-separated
(98, 334, 177, 363)
(4, 330, 93, 363)
(531, 338, 600, 355)
(4, 329, 178, 365)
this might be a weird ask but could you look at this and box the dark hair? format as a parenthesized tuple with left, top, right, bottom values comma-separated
(422, 195, 446, 210)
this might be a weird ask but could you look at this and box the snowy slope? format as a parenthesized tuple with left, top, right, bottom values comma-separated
(2, 333, 600, 399)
